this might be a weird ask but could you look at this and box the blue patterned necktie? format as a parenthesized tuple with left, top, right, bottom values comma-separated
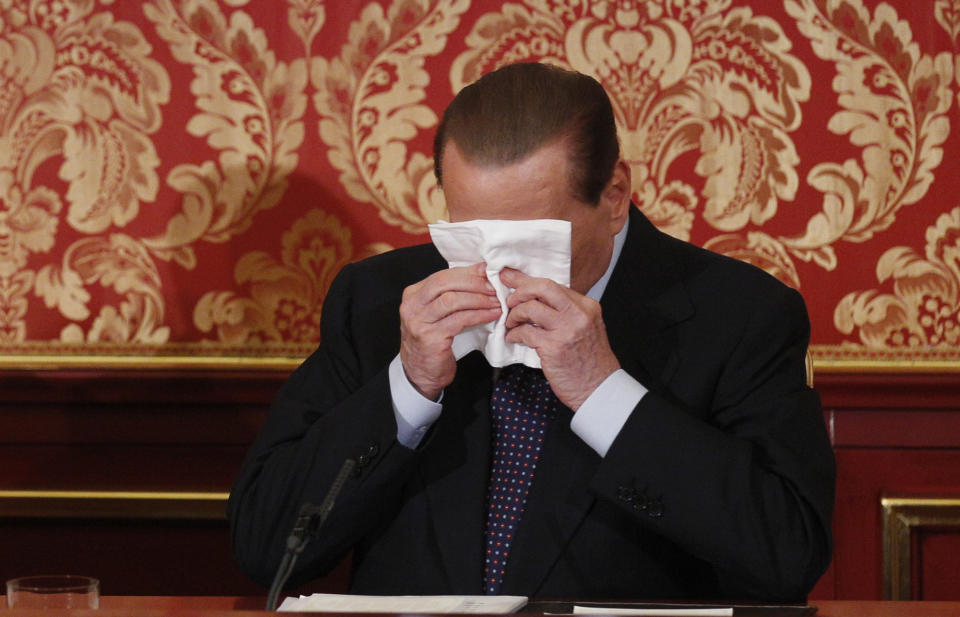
(484, 364, 559, 595)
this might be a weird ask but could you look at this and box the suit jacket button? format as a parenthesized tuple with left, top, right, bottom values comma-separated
(356, 442, 379, 468)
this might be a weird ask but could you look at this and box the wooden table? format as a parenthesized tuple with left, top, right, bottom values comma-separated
(2, 597, 960, 616)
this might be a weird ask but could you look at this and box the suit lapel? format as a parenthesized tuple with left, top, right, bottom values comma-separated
(501, 207, 695, 594)
(499, 404, 598, 595)
(419, 352, 493, 594)
(603, 208, 693, 391)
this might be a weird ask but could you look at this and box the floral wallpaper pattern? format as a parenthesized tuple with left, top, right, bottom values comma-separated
(1, 0, 958, 369)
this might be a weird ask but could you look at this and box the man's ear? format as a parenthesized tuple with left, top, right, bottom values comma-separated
(601, 159, 632, 231)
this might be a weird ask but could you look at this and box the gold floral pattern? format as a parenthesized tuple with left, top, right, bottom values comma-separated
(287, 0, 325, 52)
(936, 0, 960, 43)
(0, 0, 170, 343)
(836, 207, 960, 349)
(142, 0, 308, 268)
(449, 0, 810, 283)
(782, 0, 953, 271)
(195, 209, 390, 344)
(39, 234, 170, 343)
(0, 0, 956, 368)
(311, 0, 468, 233)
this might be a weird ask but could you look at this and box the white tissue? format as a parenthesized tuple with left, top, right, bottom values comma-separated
(428, 218, 571, 368)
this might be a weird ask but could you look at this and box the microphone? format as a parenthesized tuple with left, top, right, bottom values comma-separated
(265, 457, 356, 611)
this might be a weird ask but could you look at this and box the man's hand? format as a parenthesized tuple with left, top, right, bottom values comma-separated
(399, 263, 502, 401)
(500, 268, 620, 411)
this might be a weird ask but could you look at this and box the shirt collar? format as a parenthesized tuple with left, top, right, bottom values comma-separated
(586, 215, 629, 302)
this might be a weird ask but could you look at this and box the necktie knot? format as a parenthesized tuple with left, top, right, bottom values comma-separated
(490, 365, 558, 426)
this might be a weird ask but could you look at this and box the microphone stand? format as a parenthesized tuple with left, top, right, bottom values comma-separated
(265, 458, 356, 611)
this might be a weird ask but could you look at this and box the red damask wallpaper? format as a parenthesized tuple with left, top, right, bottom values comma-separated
(1, 0, 958, 370)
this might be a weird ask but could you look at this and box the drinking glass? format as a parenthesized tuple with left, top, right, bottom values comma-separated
(6, 575, 100, 609)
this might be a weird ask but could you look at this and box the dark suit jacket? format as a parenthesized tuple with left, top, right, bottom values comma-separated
(227, 208, 835, 601)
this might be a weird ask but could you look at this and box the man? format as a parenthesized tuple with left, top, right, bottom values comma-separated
(228, 62, 835, 601)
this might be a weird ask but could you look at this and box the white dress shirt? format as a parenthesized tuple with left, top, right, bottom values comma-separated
(388, 218, 647, 456)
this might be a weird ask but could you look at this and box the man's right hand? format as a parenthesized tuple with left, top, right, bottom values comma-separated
(399, 262, 501, 401)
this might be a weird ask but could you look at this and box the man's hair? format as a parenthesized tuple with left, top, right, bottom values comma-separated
(433, 62, 620, 205)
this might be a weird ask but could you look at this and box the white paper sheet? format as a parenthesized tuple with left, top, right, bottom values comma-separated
(278, 593, 527, 613)
(572, 606, 733, 616)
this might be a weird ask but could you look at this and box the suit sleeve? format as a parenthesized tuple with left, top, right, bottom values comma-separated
(226, 262, 419, 588)
(590, 284, 835, 601)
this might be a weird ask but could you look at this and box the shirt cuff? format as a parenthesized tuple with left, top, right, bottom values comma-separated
(570, 369, 647, 457)
(389, 354, 443, 449)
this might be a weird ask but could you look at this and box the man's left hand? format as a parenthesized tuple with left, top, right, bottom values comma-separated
(500, 268, 621, 411)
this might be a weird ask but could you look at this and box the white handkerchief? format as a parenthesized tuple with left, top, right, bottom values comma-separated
(428, 218, 571, 368)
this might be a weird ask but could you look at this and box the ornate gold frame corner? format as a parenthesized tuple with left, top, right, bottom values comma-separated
(881, 496, 960, 600)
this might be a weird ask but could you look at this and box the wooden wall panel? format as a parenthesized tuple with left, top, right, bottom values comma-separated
(0, 518, 256, 596)
(3, 368, 960, 600)
(880, 498, 960, 601)
(0, 368, 357, 597)
(815, 372, 960, 602)
(0, 370, 274, 595)
(916, 531, 960, 600)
